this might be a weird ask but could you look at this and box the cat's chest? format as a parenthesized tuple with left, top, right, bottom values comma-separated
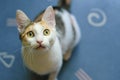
(22, 49, 62, 75)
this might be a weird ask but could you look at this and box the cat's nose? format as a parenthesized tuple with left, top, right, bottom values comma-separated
(36, 41, 43, 45)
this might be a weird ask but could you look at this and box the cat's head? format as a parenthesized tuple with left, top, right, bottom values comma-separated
(16, 6, 56, 51)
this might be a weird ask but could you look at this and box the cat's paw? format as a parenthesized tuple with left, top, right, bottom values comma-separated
(63, 55, 70, 61)
(63, 49, 72, 61)
(63, 53, 71, 61)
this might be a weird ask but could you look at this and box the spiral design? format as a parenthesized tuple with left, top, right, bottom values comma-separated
(88, 8, 107, 27)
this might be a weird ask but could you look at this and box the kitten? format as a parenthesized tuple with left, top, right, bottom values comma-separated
(16, 6, 81, 80)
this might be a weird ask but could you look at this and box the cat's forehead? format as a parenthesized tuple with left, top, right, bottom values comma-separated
(25, 21, 50, 32)
(33, 22, 44, 31)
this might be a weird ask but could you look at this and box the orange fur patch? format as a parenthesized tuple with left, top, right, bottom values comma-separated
(20, 20, 53, 42)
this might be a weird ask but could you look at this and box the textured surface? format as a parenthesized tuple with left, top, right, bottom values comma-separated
(0, 0, 120, 80)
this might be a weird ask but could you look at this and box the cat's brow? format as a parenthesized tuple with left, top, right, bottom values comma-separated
(19, 22, 34, 40)
(19, 34, 24, 40)
(23, 22, 34, 33)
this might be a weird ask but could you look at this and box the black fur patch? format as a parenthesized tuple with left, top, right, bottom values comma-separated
(55, 14, 65, 39)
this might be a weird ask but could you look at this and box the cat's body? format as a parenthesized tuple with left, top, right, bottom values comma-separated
(35, 7, 81, 56)
(16, 5, 81, 80)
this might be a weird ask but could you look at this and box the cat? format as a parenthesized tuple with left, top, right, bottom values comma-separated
(16, 5, 81, 80)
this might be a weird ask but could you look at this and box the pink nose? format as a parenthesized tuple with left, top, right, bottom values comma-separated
(36, 41, 43, 45)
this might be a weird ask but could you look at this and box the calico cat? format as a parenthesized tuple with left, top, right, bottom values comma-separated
(16, 5, 81, 80)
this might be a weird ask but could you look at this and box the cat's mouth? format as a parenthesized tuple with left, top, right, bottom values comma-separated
(35, 45, 46, 50)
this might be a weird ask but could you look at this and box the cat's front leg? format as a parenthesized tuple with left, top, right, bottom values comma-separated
(48, 71, 59, 80)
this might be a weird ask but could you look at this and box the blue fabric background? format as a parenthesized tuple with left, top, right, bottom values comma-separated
(0, 0, 120, 80)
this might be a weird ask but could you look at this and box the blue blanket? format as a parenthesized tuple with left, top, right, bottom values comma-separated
(0, 0, 120, 80)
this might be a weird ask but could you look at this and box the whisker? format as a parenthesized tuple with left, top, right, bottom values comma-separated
(28, 48, 33, 67)
(25, 50, 30, 69)
(21, 53, 28, 72)
(23, 45, 31, 49)
(24, 46, 34, 68)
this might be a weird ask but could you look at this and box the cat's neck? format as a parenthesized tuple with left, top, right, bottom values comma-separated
(22, 46, 50, 55)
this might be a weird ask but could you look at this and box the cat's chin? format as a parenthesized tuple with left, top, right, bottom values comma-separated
(34, 46, 49, 52)
(35, 47, 45, 51)
(36, 45, 46, 50)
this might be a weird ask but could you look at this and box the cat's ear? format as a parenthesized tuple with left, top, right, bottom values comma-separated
(42, 6, 56, 28)
(16, 10, 31, 33)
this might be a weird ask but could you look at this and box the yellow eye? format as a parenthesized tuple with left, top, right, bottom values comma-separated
(43, 29, 50, 36)
(27, 31, 34, 37)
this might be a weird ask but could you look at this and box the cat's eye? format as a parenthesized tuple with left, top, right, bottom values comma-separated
(27, 31, 35, 37)
(43, 29, 50, 36)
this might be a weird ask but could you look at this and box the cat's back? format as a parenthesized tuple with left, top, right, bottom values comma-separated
(54, 8, 75, 54)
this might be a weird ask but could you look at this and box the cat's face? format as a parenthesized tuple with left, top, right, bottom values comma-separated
(20, 21, 56, 51)
(16, 6, 56, 51)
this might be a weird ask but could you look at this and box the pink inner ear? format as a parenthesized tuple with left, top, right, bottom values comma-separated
(48, 14, 55, 24)
(42, 6, 56, 28)
(46, 12, 56, 27)
(16, 10, 31, 32)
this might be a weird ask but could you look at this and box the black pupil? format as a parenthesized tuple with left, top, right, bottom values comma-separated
(46, 30, 48, 34)
(30, 32, 32, 36)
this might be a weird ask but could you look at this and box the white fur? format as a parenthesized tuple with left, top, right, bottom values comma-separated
(70, 14, 81, 46)
(22, 37, 62, 75)
(55, 10, 81, 54)
(17, 6, 81, 80)
(22, 23, 62, 80)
